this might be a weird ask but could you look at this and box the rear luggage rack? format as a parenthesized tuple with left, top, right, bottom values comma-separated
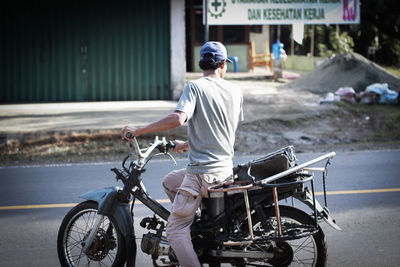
(207, 149, 338, 244)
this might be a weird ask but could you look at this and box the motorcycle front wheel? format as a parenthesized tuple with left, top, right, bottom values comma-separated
(244, 205, 327, 267)
(57, 201, 126, 267)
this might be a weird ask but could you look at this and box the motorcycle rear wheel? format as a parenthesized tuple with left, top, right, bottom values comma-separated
(57, 201, 126, 267)
(246, 205, 327, 267)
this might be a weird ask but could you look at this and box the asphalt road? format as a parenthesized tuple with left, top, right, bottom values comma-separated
(1, 150, 400, 266)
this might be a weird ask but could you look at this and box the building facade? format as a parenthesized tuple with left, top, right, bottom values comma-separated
(1, 0, 186, 102)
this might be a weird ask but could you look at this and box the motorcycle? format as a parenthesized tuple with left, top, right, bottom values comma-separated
(57, 136, 341, 267)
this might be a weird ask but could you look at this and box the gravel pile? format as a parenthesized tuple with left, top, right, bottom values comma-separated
(284, 52, 400, 94)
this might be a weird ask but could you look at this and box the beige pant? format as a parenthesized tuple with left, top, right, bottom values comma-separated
(162, 168, 232, 267)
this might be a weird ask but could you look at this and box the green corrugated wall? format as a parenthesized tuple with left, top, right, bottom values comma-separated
(0, 0, 171, 103)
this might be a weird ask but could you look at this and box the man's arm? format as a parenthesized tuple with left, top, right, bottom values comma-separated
(121, 111, 187, 139)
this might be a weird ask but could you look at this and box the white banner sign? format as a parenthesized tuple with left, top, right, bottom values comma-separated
(206, 0, 360, 25)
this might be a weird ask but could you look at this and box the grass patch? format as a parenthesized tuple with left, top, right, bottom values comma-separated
(384, 66, 400, 78)
(0, 130, 187, 166)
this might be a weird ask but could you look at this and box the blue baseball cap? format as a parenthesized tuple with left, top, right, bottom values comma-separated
(200, 41, 232, 63)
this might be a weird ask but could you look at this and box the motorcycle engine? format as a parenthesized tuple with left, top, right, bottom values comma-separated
(141, 233, 170, 256)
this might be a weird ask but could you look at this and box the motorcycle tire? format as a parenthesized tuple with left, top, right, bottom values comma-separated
(246, 205, 328, 267)
(57, 201, 126, 267)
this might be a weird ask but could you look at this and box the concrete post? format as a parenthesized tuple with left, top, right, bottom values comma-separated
(170, 0, 186, 100)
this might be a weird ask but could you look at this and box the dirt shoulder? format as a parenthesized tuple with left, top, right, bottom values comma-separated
(236, 76, 400, 155)
(1, 73, 400, 166)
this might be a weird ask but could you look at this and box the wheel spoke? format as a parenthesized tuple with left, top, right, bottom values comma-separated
(68, 240, 83, 251)
(293, 253, 315, 266)
(107, 253, 115, 263)
(292, 237, 314, 253)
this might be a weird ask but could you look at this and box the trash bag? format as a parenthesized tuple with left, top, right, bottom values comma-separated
(320, 92, 341, 104)
(365, 83, 399, 104)
(359, 91, 379, 104)
(335, 87, 357, 103)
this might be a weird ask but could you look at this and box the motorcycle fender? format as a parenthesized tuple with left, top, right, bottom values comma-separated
(80, 187, 137, 267)
(295, 189, 342, 231)
(80, 186, 122, 208)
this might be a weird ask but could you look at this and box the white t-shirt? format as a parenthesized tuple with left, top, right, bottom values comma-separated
(176, 77, 243, 175)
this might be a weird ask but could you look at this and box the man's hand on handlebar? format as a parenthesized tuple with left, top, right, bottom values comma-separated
(121, 125, 140, 140)
(171, 140, 188, 153)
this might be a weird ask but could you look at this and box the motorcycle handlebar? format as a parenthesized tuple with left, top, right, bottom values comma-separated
(124, 136, 177, 170)
(125, 133, 175, 153)
(125, 132, 134, 139)
(157, 141, 176, 153)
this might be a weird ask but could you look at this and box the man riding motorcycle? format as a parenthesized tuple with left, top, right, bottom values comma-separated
(122, 41, 243, 267)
